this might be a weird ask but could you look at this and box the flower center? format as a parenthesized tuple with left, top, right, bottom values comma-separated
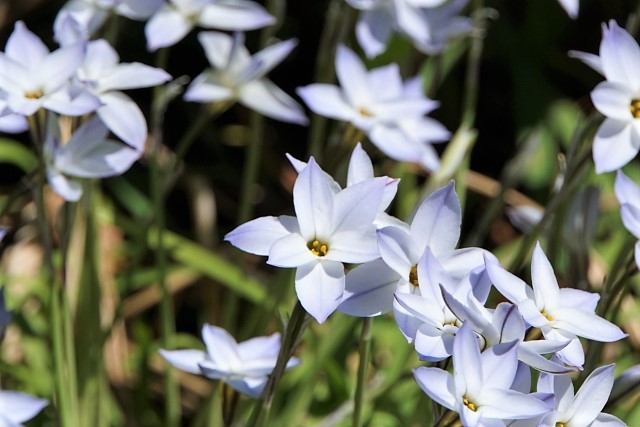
(555, 423, 566, 427)
(307, 239, 328, 257)
(25, 89, 44, 100)
(630, 99, 640, 118)
(358, 106, 374, 118)
(463, 396, 477, 412)
(541, 311, 554, 321)
(409, 265, 419, 287)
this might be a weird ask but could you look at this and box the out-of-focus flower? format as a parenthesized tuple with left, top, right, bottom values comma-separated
(485, 242, 627, 368)
(0, 390, 47, 426)
(298, 45, 449, 171)
(536, 364, 626, 427)
(0, 21, 99, 117)
(614, 170, 640, 269)
(570, 20, 640, 173)
(411, 0, 472, 55)
(76, 39, 171, 150)
(55, 0, 162, 44)
(225, 158, 387, 323)
(45, 116, 142, 201)
(414, 323, 552, 426)
(160, 324, 299, 397)
(145, 0, 274, 51)
(557, 0, 579, 19)
(0, 91, 28, 133)
(185, 32, 307, 125)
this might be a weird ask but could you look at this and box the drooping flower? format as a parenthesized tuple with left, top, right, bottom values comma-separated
(145, 0, 275, 51)
(76, 39, 172, 150)
(536, 364, 626, 427)
(485, 242, 627, 368)
(297, 45, 449, 170)
(614, 170, 640, 269)
(160, 324, 299, 397)
(184, 32, 308, 125)
(570, 20, 640, 173)
(0, 21, 100, 117)
(225, 157, 388, 323)
(413, 322, 553, 427)
(0, 390, 47, 426)
(45, 115, 142, 201)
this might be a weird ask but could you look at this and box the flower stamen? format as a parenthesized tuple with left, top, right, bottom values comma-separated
(25, 90, 44, 100)
(630, 99, 640, 118)
(409, 265, 419, 287)
(463, 396, 477, 412)
(541, 311, 554, 321)
(555, 423, 566, 427)
(358, 106, 374, 118)
(307, 239, 329, 257)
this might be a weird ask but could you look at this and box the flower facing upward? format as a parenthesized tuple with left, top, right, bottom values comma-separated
(225, 157, 388, 323)
(297, 45, 449, 171)
(160, 324, 299, 397)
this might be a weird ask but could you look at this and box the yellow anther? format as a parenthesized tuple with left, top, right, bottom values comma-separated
(541, 311, 554, 321)
(463, 397, 477, 412)
(555, 423, 566, 427)
(307, 239, 329, 257)
(631, 99, 640, 118)
(358, 106, 374, 118)
(25, 90, 44, 100)
(409, 265, 419, 287)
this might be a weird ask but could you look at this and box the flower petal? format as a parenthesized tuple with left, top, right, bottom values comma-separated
(239, 79, 308, 124)
(413, 367, 457, 410)
(377, 225, 418, 278)
(5, 21, 49, 68)
(531, 242, 560, 311)
(199, 0, 275, 31)
(552, 308, 627, 342)
(565, 364, 615, 425)
(339, 259, 400, 316)
(159, 349, 206, 375)
(295, 260, 345, 323)
(356, 8, 393, 58)
(97, 92, 148, 150)
(225, 215, 298, 256)
(591, 81, 634, 121)
(145, 5, 192, 51)
(335, 45, 372, 106)
(293, 158, 334, 240)
(410, 181, 461, 256)
(202, 324, 241, 371)
(0, 390, 47, 424)
(296, 84, 354, 122)
(600, 20, 640, 89)
(593, 118, 640, 173)
(268, 233, 317, 268)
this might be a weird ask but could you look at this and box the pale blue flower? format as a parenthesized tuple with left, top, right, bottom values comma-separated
(414, 323, 552, 427)
(485, 242, 627, 368)
(297, 45, 449, 170)
(145, 0, 274, 51)
(45, 116, 141, 201)
(184, 32, 307, 125)
(55, 0, 162, 44)
(225, 157, 387, 323)
(160, 324, 299, 397)
(0, 21, 100, 117)
(571, 21, 640, 173)
(76, 39, 171, 150)
(536, 364, 626, 427)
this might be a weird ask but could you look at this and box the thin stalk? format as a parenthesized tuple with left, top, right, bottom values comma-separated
(247, 301, 309, 427)
(307, 0, 356, 160)
(352, 317, 372, 427)
(151, 47, 179, 427)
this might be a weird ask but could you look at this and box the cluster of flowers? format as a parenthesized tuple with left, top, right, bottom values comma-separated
(221, 143, 628, 425)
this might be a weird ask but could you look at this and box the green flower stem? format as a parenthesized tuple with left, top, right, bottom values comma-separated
(151, 47, 180, 427)
(307, 0, 356, 161)
(248, 300, 309, 427)
(424, 2, 491, 195)
(352, 317, 372, 427)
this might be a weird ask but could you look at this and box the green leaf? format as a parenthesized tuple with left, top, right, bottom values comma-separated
(0, 138, 36, 172)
